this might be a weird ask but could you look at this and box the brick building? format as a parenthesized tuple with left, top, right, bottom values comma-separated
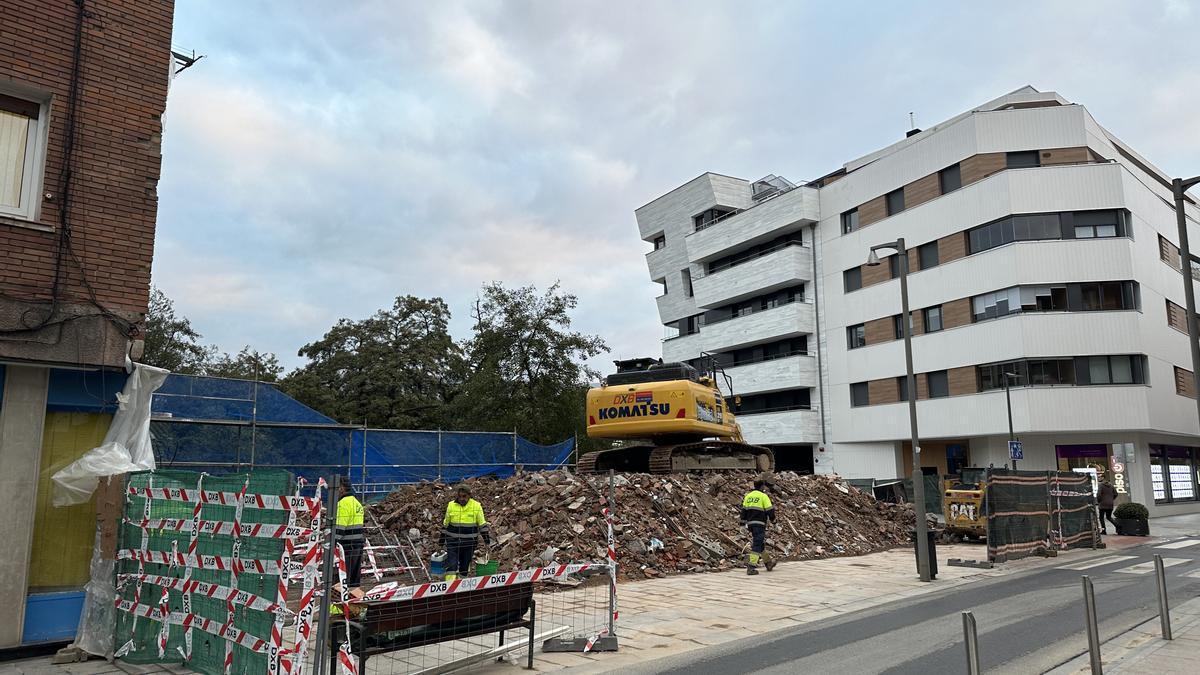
(0, 0, 174, 648)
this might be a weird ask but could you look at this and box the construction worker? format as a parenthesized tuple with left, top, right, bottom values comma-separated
(335, 479, 365, 587)
(740, 472, 777, 575)
(441, 485, 491, 580)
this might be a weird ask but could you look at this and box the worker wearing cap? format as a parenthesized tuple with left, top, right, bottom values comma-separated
(441, 485, 491, 581)
(335, 480, 365, 586)
(740, 473, 777, 575)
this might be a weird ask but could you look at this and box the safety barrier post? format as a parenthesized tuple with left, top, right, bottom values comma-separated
(314, 474, 340, 675)
(1155, 554, 1173, 640)
(608, 470, 617, 639)
(961, 611, 980, 675)
(1082, 575, 1103, 674)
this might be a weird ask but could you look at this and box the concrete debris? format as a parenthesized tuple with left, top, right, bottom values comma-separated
(375, 469, 915, 581)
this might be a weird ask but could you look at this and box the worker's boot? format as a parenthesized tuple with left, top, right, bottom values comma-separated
(765, 557, 777, 572)
(746, 565, 758, 576)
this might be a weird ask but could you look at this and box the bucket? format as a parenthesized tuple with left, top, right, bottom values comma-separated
(430, 551, 447, 577)
(475, 560, 498, 576)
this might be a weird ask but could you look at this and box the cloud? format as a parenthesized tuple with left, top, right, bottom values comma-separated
(156, 0, 1200, 376)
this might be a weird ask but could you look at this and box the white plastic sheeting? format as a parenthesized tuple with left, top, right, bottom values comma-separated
(50, 363, 169, 506)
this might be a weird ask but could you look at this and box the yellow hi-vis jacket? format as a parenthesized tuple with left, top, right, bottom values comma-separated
(443, 498, 490, 543)
(740, 490, 776, 526)
(336, 495, 365, 542)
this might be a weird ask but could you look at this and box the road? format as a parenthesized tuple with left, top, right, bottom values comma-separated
(632, 536, 1200, 674)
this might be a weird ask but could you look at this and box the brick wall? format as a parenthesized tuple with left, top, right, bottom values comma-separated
(0, 0, 173, 364)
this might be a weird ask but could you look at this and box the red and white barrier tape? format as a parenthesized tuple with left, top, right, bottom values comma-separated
(116, 574, 289, 614)
(333, 543, 359, 675)
(117, 548, 285, 575)
(361, 562, 605, 603)
(114, 600, 271, 654)
(124, 517, 313, 540)
(222, 478, 250, 675)
(126, 485, 320, 513)
(156, 587, 170, 658)
(268, 539, 293, 675)
(289, 478, 325, 675)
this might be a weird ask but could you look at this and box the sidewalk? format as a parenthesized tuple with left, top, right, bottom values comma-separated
(1050, 596, 1200, 675)
(0, 535, 1153, 675)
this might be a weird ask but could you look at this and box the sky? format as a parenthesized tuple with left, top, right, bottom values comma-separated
(154, 0, 1200, 375)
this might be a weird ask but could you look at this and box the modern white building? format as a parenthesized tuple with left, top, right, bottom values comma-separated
(637, 87, 1200, 516)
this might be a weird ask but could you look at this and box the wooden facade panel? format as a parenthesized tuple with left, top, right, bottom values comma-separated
(859, 195, 888, 226)
(916, 373, 930, 400)
(862, 260, 891, 288)
(960, 152, 1006, 185)
(868, 378, 900, 405)
(905, 173, 941, 209)
(948, 366, 978, 396)
(864, 317, 894, 345)
(938, 232, 968, 264)
(1040, 146, 1089, 166)
(1167, 300, 1188, 333)
(942, 298, 973, 330)
(1177, 366, 1197, 399)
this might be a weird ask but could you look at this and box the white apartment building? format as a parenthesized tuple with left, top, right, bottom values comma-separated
(637, 87, 1200, 516)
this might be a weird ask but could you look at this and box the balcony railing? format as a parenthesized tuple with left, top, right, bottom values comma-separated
(692, 183, 801, 232)
(700, 240, 805, 278)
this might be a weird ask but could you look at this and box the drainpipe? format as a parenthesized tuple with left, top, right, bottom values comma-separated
(810, 223, 828, 455)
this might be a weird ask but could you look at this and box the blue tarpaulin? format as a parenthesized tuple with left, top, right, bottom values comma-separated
(151, 374, 574, 489)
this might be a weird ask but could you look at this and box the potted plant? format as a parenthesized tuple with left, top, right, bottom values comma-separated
(1112, 502, 1150, 536)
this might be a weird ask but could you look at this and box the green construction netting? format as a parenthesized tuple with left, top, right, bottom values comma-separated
(986, 469, 1098, 563)
(115, 469, 294, 675)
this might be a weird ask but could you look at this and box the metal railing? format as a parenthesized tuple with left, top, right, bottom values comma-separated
(701, 240, 805, 277)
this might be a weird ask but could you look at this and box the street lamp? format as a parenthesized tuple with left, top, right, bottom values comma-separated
(867, 238, 931, 582)
(1003, 372, 1018, 470)
(1172, 176, 1200, 431)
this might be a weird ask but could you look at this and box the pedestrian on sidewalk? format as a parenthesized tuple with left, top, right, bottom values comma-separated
(440, 485, 492, 580)
(1097, 477, 1117, 534)
(740, 472, 777, 575)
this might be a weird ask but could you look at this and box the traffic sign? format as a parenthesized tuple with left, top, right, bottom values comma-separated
(1008, 440, 1023, 460)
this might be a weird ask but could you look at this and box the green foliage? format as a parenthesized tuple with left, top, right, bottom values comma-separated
(141, 287, 215, 373)
(280, 296, 465, 429)
(1113, 502, 1149, 520)
(454, 282, 607, 444)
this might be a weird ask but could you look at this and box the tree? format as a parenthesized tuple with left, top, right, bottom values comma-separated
(141, 287, 215, 373)
(207, 346, 284, 382)
(280, 296, 464, 428)
(456, 282, 607, 444)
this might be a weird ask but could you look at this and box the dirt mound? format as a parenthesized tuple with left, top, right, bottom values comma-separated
(375, 470, 915, 580)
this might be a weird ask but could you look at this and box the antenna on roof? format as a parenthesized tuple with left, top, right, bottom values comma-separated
(909, 112, 916, 130)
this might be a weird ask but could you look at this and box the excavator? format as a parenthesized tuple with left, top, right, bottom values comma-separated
(578, 356, 774, 474)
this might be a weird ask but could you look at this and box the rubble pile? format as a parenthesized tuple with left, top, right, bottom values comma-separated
(375, 470, 916, 580)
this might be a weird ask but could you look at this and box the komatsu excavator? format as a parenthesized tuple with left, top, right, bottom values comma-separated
(578, 357, 774, 474)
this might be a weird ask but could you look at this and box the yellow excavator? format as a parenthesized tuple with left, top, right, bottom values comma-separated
(578, 357, 774, 474)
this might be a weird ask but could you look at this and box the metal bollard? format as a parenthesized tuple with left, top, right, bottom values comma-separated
(1082, 575, 1103, 674)
(961, 611, 981, 675)
(1155, 554, 1173, 640)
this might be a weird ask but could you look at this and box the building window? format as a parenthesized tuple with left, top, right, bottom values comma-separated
(0, 91, 48, 221)
(893, 313, 912, 339)
(918, 242, 939, 270)
(842, 208, 860, 234)
(850, 382, 869, 407)
(885, 188, 905, 216)
(844, 267, 862, 292)
(735, 388, 812, 416)
(1160, 234, 1178, 267)
(924, 306, 943, 333)
(888, 254, 901, 279)
(972, 282, 1138, 322)
(939, 163, 962, 194)
(927, 370, 949, 398)
(693, 206, 736, 231)
(897, 376, 909, 401)
(1151, 445, 1200, 504)
(967, 209, 1125, 255)
(1178, 366, 1196, 398)
(681, 269, 693, 297)
(703, 285, 805, 325)
(1076, 355, 1145, 385)
(724, 336, 808, 367)
(653, 235, 666, 250)
(979, 358, 1078, 390)
(707, 230, 804, 274)
(847, 324, 866, 349)
(1006, 150, 1041, 169)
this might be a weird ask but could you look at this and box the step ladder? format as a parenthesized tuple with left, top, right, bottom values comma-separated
(362, 505, 428, 584)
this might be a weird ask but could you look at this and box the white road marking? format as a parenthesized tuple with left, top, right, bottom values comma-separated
(1057, 555, 1137, 570)
(1183, 568, 1200, 579)
(1115, 558, 1189, 575)
(1156, 538, 1200, 550)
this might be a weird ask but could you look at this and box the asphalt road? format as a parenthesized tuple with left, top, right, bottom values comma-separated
(631, 537, 1200, 674)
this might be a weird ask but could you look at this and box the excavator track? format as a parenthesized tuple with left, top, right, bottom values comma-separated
(578, 442, 773, 475)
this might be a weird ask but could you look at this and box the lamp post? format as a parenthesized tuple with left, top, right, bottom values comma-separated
(1004, 372, 1018, 470)
(867, 238, 931, 582)
(1172, 176, 1200, 431)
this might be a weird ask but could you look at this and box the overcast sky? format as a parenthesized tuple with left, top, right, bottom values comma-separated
(154, 0, 1200, 375)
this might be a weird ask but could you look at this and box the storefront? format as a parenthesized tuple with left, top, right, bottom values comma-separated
(1149, 444, 1200, 504)
(1054, 444, 1109, 472)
